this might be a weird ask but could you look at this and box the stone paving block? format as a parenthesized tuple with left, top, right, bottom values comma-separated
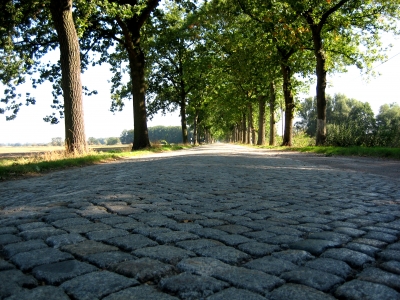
(380, 260, 400, 275)
(0, 226, 18, 235)
(173, 213, 207, 222)
(188, 227, 229, 240)
(271, 250, 315, 265)
(46, 233, 86, 248)
(334, 279, 400, 300)
(206, 287, 267, 300)
(99, 216, 133, 225)
(299, 223, 332, 231)
(213, 266, 284, 295)
(17, 222, 50, 231)
(78, 207, 111, 220)
(177, 257, 231, 276)
(42, 213, 78, 222)
(347, 218, 376, 226)
(159, 272, 229, 300)
(194, 245, 250, 264)
(133, 245, 196, 265)
(238, 242, 280, 257)
(280, 267, 344, 292)
(2, 239, 48, 259)
(267, 217, 300, 225)
(288, 239, 341, 256)
(64, 223, 112, 234)
(112, 220, 143, 230)
(51, 217, 92, 228)
(215, 234, 252, 246)
(32, 260, 98, 285)
(243, 230, 277, 242)
(329, 221, 358, 229)
(83, 251, 135, 269)
(305, 258, 353, 279)
(353, 237, 387, 248)
(298, 216, 331, 224)
(308, 231, 352, 243)
(103, 285, 179, 300)
(132, 226, 172, 237)
(18, 227, 67, 240)
(321, 248, 374, 268)
(345, 242, 380, 257)
(333, 227, 366, 237)
(0, 258, 14, 270)
(357, 267, 400, 291)
(0, 268, 38, 288)
(388, 242, 400, 250)
(107, 234, 158, 251)
(361, 226, 399, 236)
(295, 225, 324, 233)
(363, 231, 398, 243)
(377, 250, 400, 262)
(269, 283, 336, 300)
(165, 222, 203, 232)
(263, 226, 304, 237)
(60, 271, 138, 300)
(0, 234, 22, 246)
(4, 286, 70, 300)
(196, 219, 226, 227)
(176, 238, 224, 251)
(85, 228, 129, 242)
(111, 257, 175, 283)
(11, 247, 74, 271)
(267, 235, 303, 245)
(153, 231, 199, 244)
(244, 256, 298, 276)
(366, 212, 396, 222)
(61, 240, 118, 258)
(212, 224, 252, 234)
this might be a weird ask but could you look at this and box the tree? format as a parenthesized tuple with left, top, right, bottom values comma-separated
(375, 103, 400, 147)
(107, 137, 120, 145)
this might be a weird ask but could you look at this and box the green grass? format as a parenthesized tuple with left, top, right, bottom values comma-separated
(0, 144, 192, 180)
(288, 146, 400, 159)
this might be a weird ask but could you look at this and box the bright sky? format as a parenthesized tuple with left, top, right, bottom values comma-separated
(1, 34, 399, 144)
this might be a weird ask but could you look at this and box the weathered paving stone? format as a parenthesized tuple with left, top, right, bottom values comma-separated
(61, 240, 118, 258)
(177, 257, 231, 276)
(51, 217, 92, 228)
(46, 233, 87, 248)
(60, 271, 138, 300)
(333, 227, 366, 237)
(42, 213, 79, 222)
(363, 231, 398, 243)
(357, 267, 400, 291)
(308, 231, 352, 244)
(365, 212, 396, 223)
(188, 228, 229, 240)
(99, 216, 134, 225)
(388, 242, 400, 250)
(64, 223, 112, 234)
(213, 266, 284, 295)
(153, 231, 199, 244)
(4, 286, 70, 300)
(270, 283, 336, 300)
(196, 219, 226, 227)
(18, 227, 66, 240)
(0, 258, 14, 270)
(0, 268, 38, 288)
(103, 285, 179, 300)
(353, 237, 387, 248)
(321, 248, 375, 268)
(264, 226, 303, 237)
(280, 267, 344, 292)
(345, 242, 380, 257)
(85, 228, 129, 242)
(166, 222, 203, 232)
(2, 239, 47, 259)
(288, 239, 341, 256)
(298, 216, 331, 224)
(132, 226, 172, 237)
(243, 230, 277, 242)
(212, 224, 252, 234)
(361, 226, 399, 236)
(11, 247, 74, 271)
(175, 239, 224, 251)
(380, 260, 400, 275)
(238, 242, 280, 257)
(0, 226, 18, 235)
(215, 234, 252, 246)
(194, 245, 250, 264)
(0, 234, 22, 246)
(133, 245, 196, 265)
(159, 272, 229, 300)
(305, 258, 353, 279)
(334, 279, 400, 300)
(17, 222, 49, 231)
(268, 235, 303, 245)
(271, 250, 315, 265)
(111, 257, 175, 283)
(244, 256, 298, 276)
(377, 250, 400, 262)
(107, 234, 158, 251)
(83, 251, 135, 269)
(206, 287, 267, 300)
(113, 220, 143, 230)
(32, 260, 98, 285)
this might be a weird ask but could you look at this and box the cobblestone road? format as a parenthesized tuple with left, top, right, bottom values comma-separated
(1, 144, 400, 300)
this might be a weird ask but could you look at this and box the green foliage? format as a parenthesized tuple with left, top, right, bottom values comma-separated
(120, 126, 184, 144)
(375, 103, 400, 147)
(106, 137, 120, 145)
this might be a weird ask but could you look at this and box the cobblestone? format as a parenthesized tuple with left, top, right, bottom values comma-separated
(1, 144, 400, 299)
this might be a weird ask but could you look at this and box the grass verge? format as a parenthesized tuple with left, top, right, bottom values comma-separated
(0, 144, 192, 181)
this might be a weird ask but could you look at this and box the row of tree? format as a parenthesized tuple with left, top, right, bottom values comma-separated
(1, 1, 399, 151)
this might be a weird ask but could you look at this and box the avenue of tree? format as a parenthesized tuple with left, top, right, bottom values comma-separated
(1, 0, 399, 151)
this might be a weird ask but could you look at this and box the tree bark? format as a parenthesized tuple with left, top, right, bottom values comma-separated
(257, 95, 266, 145)
(269, 81, 276, 146)
(248, 103, 254, 144)
(50, 0, 87, 153)
(242, 113, 247, 144)
(281, 61, 294, 146)
(180, 90, 188, 144)
(193, 110, 198, 145)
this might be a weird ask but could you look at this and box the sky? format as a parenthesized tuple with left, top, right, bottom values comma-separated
(1, 34, 400, 144)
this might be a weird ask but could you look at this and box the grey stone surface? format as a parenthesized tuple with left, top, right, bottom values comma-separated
(380, 260, 400, 275)
(18, 227, 66, 240)
(377, 250, 400, 262)
(244, 256, 298, 276)
(194, 245, 250, 264)
(237, 242, 280, 256)
(111, 257, 175, 283)
(321, 248, 375, 268)
(0, 258, 14, 271)
(0, 234, 22, 246)
(82, 251, 135, 269)
(103, 285, 179, 300)
(46, 233, 86, 248)
(345, 242, 380, 257)
(352, 238, 388, 248)
(363, 231, 398, 243)
(85, 228, 129, 242)
(270, 283, 336, 300)
(153, 231, 199, 244)
(305, 258, 353, 279)
(335, 279, 400, 300)
(177, 257, 232, 276)
(60, 271, 138, 300)
(159, 272, 229, 300)
(289, 239, 341, 256)
(357, 267, 400, 290)
(2, 239, 48, 259)
(271, 250, 315, 266)
(32, 260, 98, 285)
(133, 245, 196, 265)
(4, 286, 70, 300)
(61, 240, 118, 258)
(10, 247, 74, 271)
(308, 231, 352, 244)
(206, 287, 267, 300)
(107, 234, 158, 251)
(175, 238, 224, 251)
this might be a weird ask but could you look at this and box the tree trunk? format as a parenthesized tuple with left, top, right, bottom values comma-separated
(180, 91, 188, 144)
(248, 103, 254, 144)
(269, 81, 276, 146)
(242, 113, 247, 144)
(50, 0, 87, 153)
(257, 95, 266, 145)
(281, 62, 294, 146)
(193, 110, 198, 145)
